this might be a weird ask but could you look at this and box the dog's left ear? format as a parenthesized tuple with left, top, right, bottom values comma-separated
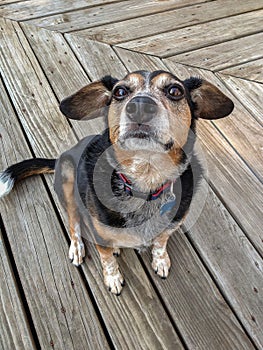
(184, 77, 234, 120)
(60, 76, 118, 120)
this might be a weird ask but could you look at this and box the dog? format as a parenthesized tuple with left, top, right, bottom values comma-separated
(0, 70, 234, 295)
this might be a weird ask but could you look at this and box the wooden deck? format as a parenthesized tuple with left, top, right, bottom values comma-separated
(0, 1, 262, 349)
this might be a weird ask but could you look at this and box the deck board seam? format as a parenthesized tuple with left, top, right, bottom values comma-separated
(183, 224, 259, 350)
(0, 214, 41, 349)
(74, 7, 263, 45)
(19, 0, 213, 29)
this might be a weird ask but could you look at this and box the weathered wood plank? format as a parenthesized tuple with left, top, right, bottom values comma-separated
(116, 47, 263, 349)
(0, 226, 36, 350)
(217, 74, 263, 125)
(21, 25, 260, 349)
(78, 0, 263, 45)
(184, 182, 263, 349)
(0, 0, 121, 21)
(117, 10, 263, 57)
(5, 21, 185, 350)
(0, 0, 21, 5)
(26, 0, 210, 32)
(168, 32, 263, 72)
(0, 77, 110, 349)
(220, 58, 263, 83)
(65, 34, 128, 80)
(143, 226, 257, 350)
(115, 46, 168, 70)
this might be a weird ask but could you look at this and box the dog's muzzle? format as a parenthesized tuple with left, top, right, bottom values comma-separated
(126, 96, 157, 124)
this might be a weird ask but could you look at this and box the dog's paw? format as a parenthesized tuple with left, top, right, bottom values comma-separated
(113, 248, 121, 257)
(69, 239, 85, 266)
(152, 252, 171, 279)
(104, 269, 125, 296)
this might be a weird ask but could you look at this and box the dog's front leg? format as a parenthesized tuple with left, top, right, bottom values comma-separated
(61, 160, 85, 266)
(96, 245, 124, 295)
(151, 230, 174, 279)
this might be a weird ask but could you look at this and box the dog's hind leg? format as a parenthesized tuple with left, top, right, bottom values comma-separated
(96, 245, 124, 295)
(61, 159, 85, 266)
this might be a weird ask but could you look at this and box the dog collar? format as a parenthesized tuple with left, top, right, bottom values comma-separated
(117, 172, 174, 201)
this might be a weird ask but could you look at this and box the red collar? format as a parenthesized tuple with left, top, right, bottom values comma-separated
(117, 172, 173, 201)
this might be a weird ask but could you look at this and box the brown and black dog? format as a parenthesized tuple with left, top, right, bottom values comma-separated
(0, 70, 234, 295)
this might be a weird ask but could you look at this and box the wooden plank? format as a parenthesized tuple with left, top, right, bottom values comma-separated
(114, 46, 168, 71)
(117, 10, 263, 57)
(0, 0, 121, 21)
(220, 58, 263, 83)
(144, 228, 257, 350)
(115, 46, 263, 349)
(0, 226, 36, 350)
(184, 182, 263, 349)
(5, 21, 185, 350)
(168, 32, 263, 71)
(0, 0, 23, 5)
(21, 26, 260, 349)
(0, 76, 110, 349)
(25, 0, 210, 32)
(65, 35, 127, 81)
(217, 74, 263, 125)
(77, 0, 263, 45)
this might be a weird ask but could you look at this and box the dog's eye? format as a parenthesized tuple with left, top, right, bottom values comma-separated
(113, 86, 128, 100)
(166, 85, 184, 100)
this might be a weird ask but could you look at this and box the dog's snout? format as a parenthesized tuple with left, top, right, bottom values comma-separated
(126, 96, 157, 123)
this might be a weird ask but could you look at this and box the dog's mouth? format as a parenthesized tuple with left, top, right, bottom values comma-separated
(119, 124, 174, 151)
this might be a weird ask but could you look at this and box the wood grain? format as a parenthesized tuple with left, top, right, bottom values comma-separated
(168, 32, 263, 71)
(0, 227, 36, 350)
(117, 10, 263, 57)
(77, 0, 263, 45)
(7, 20, 185, 350)
(0, 74, 110, 349)
(217, 73, 263, 125)
(184, 182, 263, 349)
(141, 225, 256, 350)
(65, 34, 128, 80)
(26, 0, 210, 32)
(0, 0, 121, 21)
(220, 58, 263, 83)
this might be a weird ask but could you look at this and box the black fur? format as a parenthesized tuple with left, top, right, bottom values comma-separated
(56, 129, 202, 247)
(2, 158, 55, 181)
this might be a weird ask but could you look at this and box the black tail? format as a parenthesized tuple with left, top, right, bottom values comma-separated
(0, 158, 56, 198)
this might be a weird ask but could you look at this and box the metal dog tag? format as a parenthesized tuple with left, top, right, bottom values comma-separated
(160, 183, 176, 216)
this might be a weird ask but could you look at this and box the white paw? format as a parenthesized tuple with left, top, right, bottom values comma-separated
(152, 251, 171, 279)
(104, 269, 125, 296)
(69, 239, 85, 266)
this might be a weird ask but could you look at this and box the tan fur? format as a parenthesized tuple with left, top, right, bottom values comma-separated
(21, 167, 54, 179)
(61, 161, 85, 265)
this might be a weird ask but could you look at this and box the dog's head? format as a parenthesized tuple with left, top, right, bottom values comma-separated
(60, 71, 233, 155)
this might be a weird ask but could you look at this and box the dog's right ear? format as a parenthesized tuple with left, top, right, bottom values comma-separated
(60, 76, 118, 120)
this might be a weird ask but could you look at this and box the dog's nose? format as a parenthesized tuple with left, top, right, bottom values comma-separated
(126, 96, 157, 123)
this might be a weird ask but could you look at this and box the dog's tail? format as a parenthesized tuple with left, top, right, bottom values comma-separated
(0, 158, 56, 198)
